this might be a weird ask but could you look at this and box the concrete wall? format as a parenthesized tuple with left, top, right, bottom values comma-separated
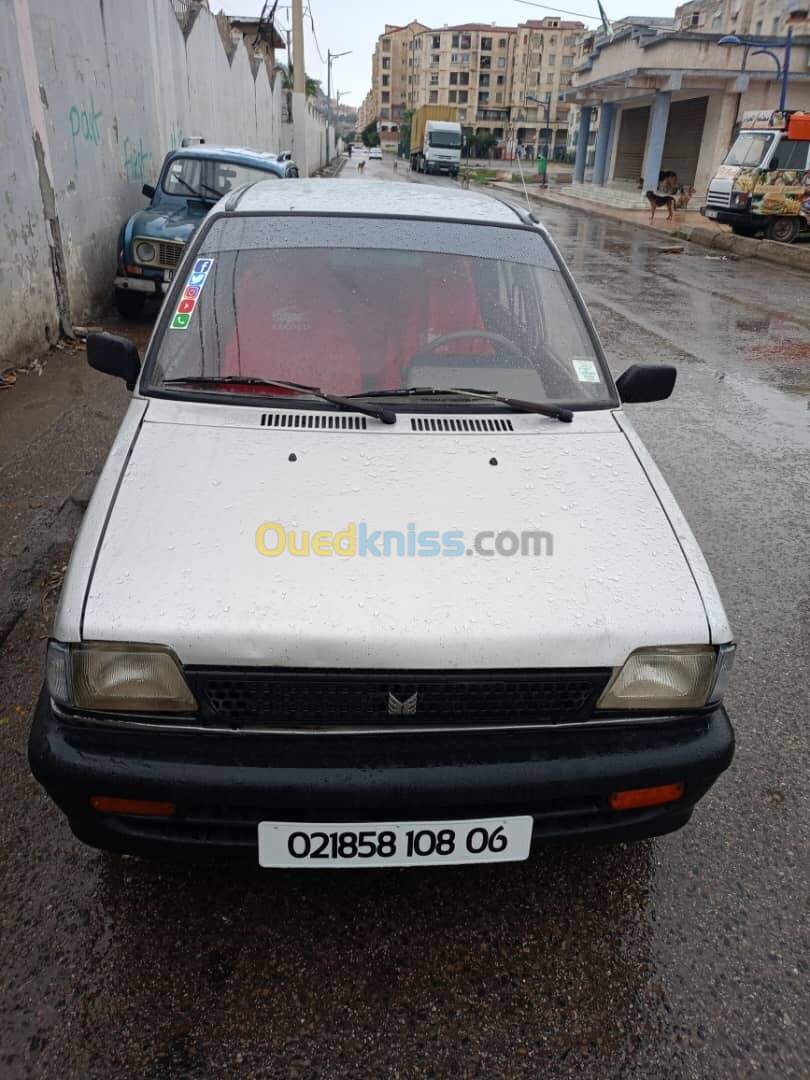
(2, 0, 328, 366)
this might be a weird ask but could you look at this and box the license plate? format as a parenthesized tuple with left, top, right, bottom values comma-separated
(258, 816, 533, 869)
(705, 209, 719, 219)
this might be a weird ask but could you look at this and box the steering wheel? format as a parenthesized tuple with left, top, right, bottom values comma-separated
(418, 329, 524, 358)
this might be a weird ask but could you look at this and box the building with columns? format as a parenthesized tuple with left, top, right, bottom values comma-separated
(561, 6, 810, 204)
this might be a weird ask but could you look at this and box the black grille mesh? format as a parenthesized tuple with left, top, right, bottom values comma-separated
(185, 669, 611, 730)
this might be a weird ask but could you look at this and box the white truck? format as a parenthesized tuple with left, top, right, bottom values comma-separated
(410, 106, 462, 177)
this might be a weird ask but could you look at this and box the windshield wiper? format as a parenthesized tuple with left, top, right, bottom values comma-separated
(162, 376, 397, 425)
(172, 176, 217, 201)
(351, 386, 573, 423)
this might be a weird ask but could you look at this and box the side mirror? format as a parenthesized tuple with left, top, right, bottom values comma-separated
(86, 333, 141, 391)
(616, 364, 677, 403)
(142, 183, 156, 199)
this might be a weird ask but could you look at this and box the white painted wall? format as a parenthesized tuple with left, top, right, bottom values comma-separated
(2, 0, 328, 365)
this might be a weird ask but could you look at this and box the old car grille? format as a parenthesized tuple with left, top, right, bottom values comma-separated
(184, 668, 612, 730)
(705, 190, 731, 209)
(134, 236, 184, 269)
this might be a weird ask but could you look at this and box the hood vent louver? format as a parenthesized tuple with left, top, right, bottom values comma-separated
(411, 417, 514, 433)
(260, 412, 367, 430)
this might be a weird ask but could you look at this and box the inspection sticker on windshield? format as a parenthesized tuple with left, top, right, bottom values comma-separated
(170, 258, 214, 329)
(573, 358, 601, 383)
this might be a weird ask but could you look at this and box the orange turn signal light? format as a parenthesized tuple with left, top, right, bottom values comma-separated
(90, 796, 176, 816)
(609, 782, 685, 811)
(124, 265, 143, 275)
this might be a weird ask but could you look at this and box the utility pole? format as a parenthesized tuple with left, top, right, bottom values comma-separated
(291, 0, 308, 176)
(326, 49, 351, 166)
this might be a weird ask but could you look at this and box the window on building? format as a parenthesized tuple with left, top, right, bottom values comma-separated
(458, 90, 468, 103)
(382, 74, 389, 86)
(458, 109, 466, 120)
(536, 73, 542, 85)
(432, 34, 441, 48)
(562, 55, 573, 65)
(452, 33, 460, 47)
(451, 52, 459, 64)
(392, 105, 402, 118)
(382, 91, 390, 103)
(480, 73, 490, 86)
(496, 74, 505, 85)
(498, 56, 506, 67)
(548, 54, 556, 65)
(546, 73, 555, 83)
(523, 34, 528, 44)
(564, 35, 576, 45)
(481, 36, 492, 50)
(461, 33, 471, 48)
(460, 71, 470, 85)
(449, 90, 457, 102)
(430, 73, 438, 84)
(559, 73, 572, 85)
(772, 15, 780, 31)
(498, 37, 507, 48)
(495, 92, 503, 103)
(712, 12, 723, 28)
(429, 90, 438, 103)
(461, 53, 470, 64)
(449, 72, 458, 85)
(382, 57, 390, 69)
(550, 35, 557, 45)
(479, 91, 490, 103)
(754, 19, 763, 33)
(380, 107, 390, 118)
(382, 38, 391, 51)
(432, 54, 440, 65)
(481, 55, 491, 68)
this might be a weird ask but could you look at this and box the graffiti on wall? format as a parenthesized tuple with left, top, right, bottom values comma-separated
(123, 137, 153, 183)
(69, 96, 103, 167)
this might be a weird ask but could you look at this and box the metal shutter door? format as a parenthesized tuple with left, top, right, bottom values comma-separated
(661, 97, 708, 185)
(613, 106, 650, 180)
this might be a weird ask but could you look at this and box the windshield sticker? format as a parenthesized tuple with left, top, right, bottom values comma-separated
(573, 358, 600, 383)
(171, 257, 214, 329)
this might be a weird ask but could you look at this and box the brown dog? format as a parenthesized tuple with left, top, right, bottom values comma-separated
(460, 170, 471, 190)
(357, 159, 365, 175)
(638, 170, 678, 193)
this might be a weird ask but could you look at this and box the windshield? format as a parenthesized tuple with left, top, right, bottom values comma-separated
(723, 132, 774, 168)
(428, 131, 462, 149)
(161, 156, 278, 199)
(145, 216, 610, 408)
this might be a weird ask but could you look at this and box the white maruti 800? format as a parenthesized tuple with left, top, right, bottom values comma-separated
(30, 180, 735, 868)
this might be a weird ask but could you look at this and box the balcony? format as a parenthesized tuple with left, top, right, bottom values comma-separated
(476, 108, 510, 122)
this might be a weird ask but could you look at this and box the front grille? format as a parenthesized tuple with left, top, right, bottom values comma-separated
(158, 240, 184, 268)
(260, 412, 367, 429)
(706, 190, 731, 209)
(410, 417, 514, 433)
(135, 236, 184, 269)
(184, 668, 612, 730)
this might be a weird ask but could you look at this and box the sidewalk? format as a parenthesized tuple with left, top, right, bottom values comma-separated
(491, 180, 810, 273)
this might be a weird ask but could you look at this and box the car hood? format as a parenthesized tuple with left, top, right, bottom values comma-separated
(127, 202, 209, 243)
(83, 407, 709, 669)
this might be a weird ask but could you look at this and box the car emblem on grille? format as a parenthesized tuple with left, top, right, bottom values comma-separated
(387, 691, 418, 716)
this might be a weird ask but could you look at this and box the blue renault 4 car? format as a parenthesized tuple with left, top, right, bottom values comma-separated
(113, 145, 296, 316)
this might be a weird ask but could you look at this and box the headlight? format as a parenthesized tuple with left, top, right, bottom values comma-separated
(731, 192, 750, 209)
(46, 641, 197, 713)
(597, 644, 735, 711)
(134, 240, 156, 263)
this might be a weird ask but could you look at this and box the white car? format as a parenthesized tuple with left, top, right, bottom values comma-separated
(369, 146, 383, 160)
(31, 180, 734, 868)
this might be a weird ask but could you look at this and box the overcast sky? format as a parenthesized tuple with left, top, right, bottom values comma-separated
(218, 1, 678, 108)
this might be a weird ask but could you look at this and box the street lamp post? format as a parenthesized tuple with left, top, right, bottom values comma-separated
(327, 49, 352, 165)
(718, 30, 793, 111)
(526, 92, 552, 179)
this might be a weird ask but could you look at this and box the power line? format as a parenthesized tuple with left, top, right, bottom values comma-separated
(304, 2, 327, 65)
(514, 0, 600, 21)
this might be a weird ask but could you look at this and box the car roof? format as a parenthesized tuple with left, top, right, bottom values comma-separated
(234, 179, 524, 224)
(165, 145, 287, 173)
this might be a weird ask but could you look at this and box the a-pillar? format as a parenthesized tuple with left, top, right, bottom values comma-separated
(642, 91, 671, 193)
(591, 102, 616, 185)
(573, 105, 593, 183)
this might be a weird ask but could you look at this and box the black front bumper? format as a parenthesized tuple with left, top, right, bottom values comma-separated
(29, 688, 734, 859)
(700, 207, 760, 228)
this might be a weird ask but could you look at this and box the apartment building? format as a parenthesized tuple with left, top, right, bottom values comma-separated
(365, 17, 584, 156)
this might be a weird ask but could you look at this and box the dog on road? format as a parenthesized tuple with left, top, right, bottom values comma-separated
(357, 159, 365, 175)
(645, 186, 694, 223)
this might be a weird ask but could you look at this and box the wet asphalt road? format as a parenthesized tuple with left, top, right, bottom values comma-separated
(1, 156, 809, 1079)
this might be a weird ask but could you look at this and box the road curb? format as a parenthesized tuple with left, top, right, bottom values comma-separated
(489, 183, 810, 274)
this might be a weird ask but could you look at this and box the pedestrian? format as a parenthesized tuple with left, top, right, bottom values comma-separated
(393, 158, 398, 170)
(348, 144, 352, 159)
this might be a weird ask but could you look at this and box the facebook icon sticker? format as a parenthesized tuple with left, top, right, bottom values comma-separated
(194, 258, 213, 275)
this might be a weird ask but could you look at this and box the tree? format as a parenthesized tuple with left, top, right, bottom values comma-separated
(398, 109, 414, 157)
(360, 119, 380, 148)
(282, 66, 321, 99)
